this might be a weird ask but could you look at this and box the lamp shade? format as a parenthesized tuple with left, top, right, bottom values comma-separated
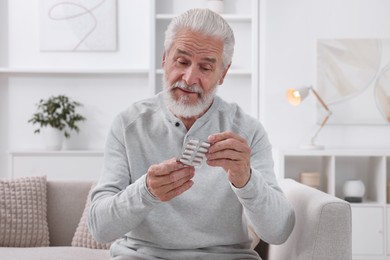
(286, 85, 332, 150)
(287, 87, 309, 106)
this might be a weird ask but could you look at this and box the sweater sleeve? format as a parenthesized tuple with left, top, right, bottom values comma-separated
(232, 125, 295, 245)
(88, 115, 160, 243)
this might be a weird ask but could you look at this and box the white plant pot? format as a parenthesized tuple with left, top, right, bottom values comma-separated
(43, 127, 64, 150)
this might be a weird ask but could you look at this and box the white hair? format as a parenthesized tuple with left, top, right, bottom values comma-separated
(164, 8, 235, 69)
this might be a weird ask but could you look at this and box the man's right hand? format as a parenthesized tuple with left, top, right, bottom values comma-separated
(146, 158, 195, 201)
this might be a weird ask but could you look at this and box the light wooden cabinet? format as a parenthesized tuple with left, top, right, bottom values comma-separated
(280, 149, 390, 259)
(9, 151, 104, 181)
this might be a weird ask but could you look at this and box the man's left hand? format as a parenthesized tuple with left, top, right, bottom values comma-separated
(206, 131, 251, 188)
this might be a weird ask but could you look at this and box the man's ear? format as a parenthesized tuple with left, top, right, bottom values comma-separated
(162, 51, 166, 67)
(218, 64, 231, 85)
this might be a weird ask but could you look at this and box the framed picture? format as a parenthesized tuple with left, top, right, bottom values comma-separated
(40, 0, 117, 51)
(317, 39, 390, 125)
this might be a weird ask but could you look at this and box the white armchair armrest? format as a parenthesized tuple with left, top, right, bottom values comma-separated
(266, 179, 352, 260)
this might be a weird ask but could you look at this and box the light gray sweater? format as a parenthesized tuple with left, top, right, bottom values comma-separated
(88, 93, 295, 260)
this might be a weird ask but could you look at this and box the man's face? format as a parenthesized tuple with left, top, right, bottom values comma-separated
(162, 30, 229, 118)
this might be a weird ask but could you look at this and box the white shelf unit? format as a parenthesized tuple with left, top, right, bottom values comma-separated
(0, 0, 260, 106)
(150, 0, 260, 118)
(280, 149, 390, 259)
(0, 68, 149, 74)
(0, 0, 260, 180)
(9, 150, 104, 181)
(0, 1, 151, 179)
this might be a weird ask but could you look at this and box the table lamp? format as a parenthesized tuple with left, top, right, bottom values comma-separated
(286, 86, 332, 150)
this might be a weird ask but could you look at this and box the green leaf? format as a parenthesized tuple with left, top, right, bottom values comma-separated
(27, 95, 86, 138)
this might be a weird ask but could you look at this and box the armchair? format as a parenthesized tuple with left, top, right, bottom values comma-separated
(254, 179, 352, 260)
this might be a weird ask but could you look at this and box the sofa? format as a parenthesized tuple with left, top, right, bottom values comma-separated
(0, 178, 351, 260)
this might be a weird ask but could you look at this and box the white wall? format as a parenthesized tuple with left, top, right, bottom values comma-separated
(262, 0, 390, 162)
(0, 0, 9, 177)
(0, 0, 151, 177)
(2, 0, 390, 178)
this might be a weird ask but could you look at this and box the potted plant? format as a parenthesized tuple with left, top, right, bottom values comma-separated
(28, 95, 86, 150)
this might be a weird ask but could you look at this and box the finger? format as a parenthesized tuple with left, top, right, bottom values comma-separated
(157, 166, 195, 186)
(206, 158, 246, 175)
(161, 170, 195, 193)
(207, 149, 243, 161)
(208, 138, 250, 154)
(208, 131, 247, 144)
(207, 157, 235, 168)
(206, 157, 250, 179)
(154, 172, 195, 201)
(149, 166, 195, 189)
(159, 180, 194, 202)
(149, 158, 188, 177)
(169, 166, 195, 182)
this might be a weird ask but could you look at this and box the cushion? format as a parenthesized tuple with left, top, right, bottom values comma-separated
(0, 175, 50, 247)
(71, 184, 112, 249)
(0, 247, 110, 260)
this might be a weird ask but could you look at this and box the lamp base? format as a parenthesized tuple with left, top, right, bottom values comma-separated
(300, 143, 324, 150)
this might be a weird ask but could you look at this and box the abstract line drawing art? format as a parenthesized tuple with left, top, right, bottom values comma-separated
(40, 0, 117, 51)
(317, 39, 390, 125)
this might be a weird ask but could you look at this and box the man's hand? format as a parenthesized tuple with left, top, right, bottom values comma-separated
(146, 158, 195, 201)
(206, 131, 251, 188)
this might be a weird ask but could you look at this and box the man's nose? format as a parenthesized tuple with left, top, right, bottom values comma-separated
(182, 66, 200, 86)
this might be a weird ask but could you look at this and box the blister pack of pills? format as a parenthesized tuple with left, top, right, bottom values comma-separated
(177, 138, 210, 168)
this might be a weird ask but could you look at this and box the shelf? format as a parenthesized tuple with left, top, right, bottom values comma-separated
(0, 68, 149, 75)
(281, 149, 388, 203)
(9, 150, 104, 157)
(155, 68, 251, 75)
(352, 202, 385, 207)
(280, 148, 390, 257)
(281, 148, 390, 157)
(9, 150, 104, 180)
(156, 14, 252, 22)
(151, 0, 259, 118)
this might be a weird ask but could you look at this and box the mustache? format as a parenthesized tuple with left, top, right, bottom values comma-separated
(171, 81, 203, 94)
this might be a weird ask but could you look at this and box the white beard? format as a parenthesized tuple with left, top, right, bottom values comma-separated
(162, 80, 217, 118)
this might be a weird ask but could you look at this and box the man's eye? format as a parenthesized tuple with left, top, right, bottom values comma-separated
(177, 60, 187, 65)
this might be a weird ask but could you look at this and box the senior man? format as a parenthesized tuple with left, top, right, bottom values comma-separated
(89, 8, 295, 260)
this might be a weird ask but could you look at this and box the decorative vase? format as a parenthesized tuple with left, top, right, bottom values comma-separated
(43, 127, 64, 150)
(207, 0, 224, 14)
(343, 179, 365, 203)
